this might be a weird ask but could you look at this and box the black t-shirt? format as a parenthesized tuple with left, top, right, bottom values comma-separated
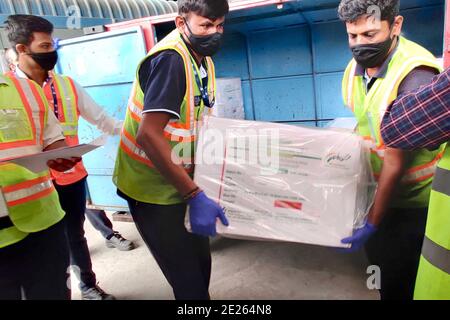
(138, 50, 187, 119)
(138, 50, 209, 119)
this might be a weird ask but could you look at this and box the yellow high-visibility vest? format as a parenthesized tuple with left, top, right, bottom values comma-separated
(0, 74, 65, 248)
(342, 37, 444, 208)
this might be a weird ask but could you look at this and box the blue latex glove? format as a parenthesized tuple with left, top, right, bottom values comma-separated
(340, 222, 377, 253)
(188, 191, 229, 237)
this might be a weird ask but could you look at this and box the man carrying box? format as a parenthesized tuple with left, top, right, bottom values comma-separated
(338, 0, 443, 300)
(113, 0, 230, 300)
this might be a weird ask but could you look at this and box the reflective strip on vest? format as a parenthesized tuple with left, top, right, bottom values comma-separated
(165, 119, 196, 142)
(432, 166, 450, 197)
(401, 153, 442, 183)
(61, 124, 78, 135)
(366, 135, 442, 183)
(421, 236, 450, 275)
(174, 42, 195, 131)
(128, 98, 143, 123)
(372, 151, 441, 183)
(120, 128, 153, 167)
(402, 164, 438, 183)
(204, 56, 216, 117)
(52, 74, 79, 136)
(120, 128, 194, 172)
(346, 61, 358, 111)
(2, 175, 54, 207)
(127, 100, 196, 143)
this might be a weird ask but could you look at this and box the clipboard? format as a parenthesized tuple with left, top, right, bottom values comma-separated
(0, 135, 108, 173)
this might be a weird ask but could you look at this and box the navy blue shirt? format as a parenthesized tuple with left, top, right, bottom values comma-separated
(139, 50, 187, 119)
(138, 49, 209, 119)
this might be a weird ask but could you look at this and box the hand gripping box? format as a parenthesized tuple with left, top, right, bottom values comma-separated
(186, 117, 374, 248)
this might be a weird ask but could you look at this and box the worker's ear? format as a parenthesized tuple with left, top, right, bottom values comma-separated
(391, 15, 404, 37)
(15, 44, 28, 55)
(175, 15, 186, 34)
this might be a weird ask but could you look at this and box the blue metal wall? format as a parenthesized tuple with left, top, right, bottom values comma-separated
(214, 0, 446, 127)
(56, 27, 147, 209)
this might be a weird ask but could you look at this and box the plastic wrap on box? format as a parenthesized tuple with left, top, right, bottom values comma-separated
(326, 117, 358, 131)
(212, 78, 245, 119)
(186, 117, 375, 248)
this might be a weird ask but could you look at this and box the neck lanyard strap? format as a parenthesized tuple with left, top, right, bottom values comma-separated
(190, 57, 211, 108)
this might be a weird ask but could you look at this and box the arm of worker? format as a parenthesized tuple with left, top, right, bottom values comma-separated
(43, 105, 81, 171)
(73, 80, 123, 135)
(381, 67, 450, 150)
(341, 148, 407, 251)
(366, 148, 408, 226)
(137, 113, 197, 196)
(340, 67, 438, 252)
(136, 51, 228, 237)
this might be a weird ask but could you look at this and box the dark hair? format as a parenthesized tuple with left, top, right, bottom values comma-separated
(178, 0, 229, 20)
(5, 14, 54, 51)
(338, 0, 400, 24)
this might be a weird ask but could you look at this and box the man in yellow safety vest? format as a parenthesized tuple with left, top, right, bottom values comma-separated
(0, 73, 81, 299)
(338, 0, 443, 300)
(113, 0, 230, 299)
(4, 14, 132, 299)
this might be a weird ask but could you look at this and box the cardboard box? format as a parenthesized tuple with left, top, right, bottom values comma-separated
(187, 117, 373, 248)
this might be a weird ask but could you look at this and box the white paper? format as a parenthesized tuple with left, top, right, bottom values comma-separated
(212, 78, 245, 119)
(1, 135, 107, 173)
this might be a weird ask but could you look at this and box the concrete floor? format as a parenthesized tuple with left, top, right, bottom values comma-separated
(70, 212, 379, 300)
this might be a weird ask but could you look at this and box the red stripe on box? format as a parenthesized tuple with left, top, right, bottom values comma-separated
(274, 200, 302, 210)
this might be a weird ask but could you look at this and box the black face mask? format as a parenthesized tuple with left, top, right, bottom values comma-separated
(28, 50, 58, 71)
(350, 34, 396, 69)
(184, 20, 223, 57)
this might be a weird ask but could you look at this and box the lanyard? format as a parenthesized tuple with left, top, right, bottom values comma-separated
(190, 57, 211, 108)
(49, 81, 60, 119)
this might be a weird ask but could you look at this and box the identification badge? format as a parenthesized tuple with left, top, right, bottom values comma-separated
(200, 65, 208, 79)
(194, 96, 202, 107)
(0, 188, 10, 218)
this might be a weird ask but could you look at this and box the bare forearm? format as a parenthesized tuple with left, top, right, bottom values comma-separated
(44, 139, 67, 151)
(368, 149, 407, 226)
(137, 131, 197, 197)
